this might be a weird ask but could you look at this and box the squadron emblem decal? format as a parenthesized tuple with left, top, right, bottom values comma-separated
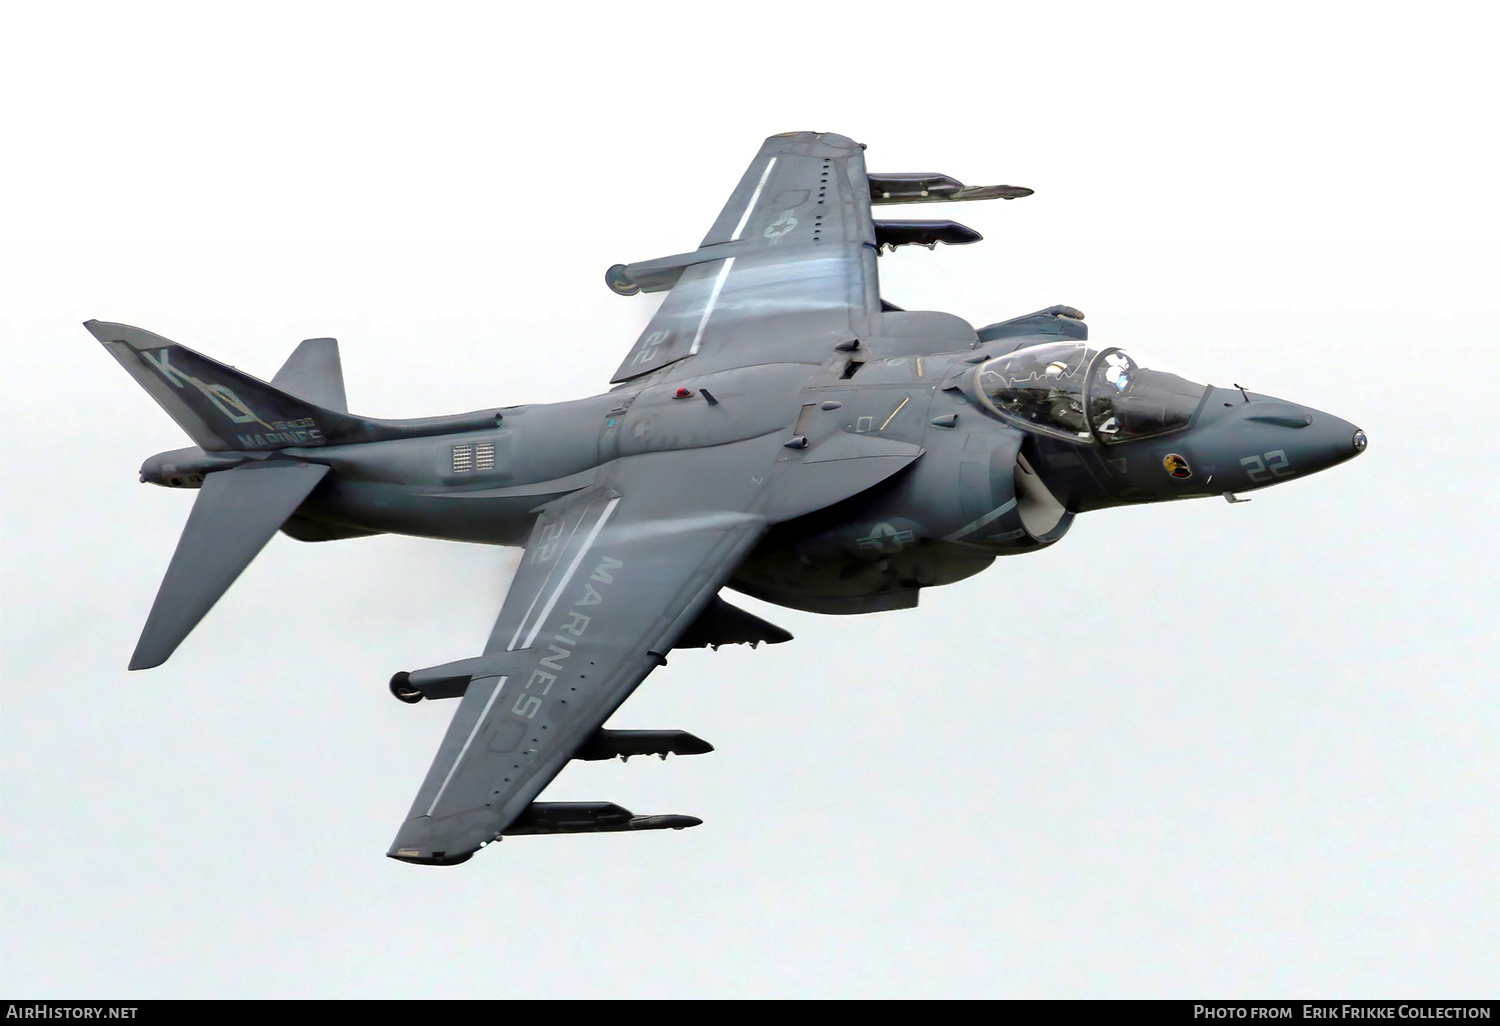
(1163, 453, 1193, 479)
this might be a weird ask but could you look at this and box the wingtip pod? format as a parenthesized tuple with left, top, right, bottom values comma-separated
(605, 263, 641, 296)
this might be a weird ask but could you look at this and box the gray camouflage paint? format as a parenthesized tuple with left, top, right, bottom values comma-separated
(92, 131, 1364, 865)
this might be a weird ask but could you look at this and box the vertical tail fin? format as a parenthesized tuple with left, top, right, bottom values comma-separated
(92, 320, 505, 454)
(86, 320, 360, 451)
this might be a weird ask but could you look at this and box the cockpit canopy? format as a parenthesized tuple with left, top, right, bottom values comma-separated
(974, 341, 1208, 445)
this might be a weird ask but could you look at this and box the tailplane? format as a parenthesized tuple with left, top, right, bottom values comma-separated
(128, 462, 330, 669)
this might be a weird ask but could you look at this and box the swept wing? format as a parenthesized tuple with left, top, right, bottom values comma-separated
(389, 442, 770, 864)
(609, 131, 880, 382)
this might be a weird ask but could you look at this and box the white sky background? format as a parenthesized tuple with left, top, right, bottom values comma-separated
(2, 0, 1496, 999)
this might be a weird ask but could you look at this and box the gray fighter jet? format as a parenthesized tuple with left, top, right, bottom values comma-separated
(92, 131, 1365, 865)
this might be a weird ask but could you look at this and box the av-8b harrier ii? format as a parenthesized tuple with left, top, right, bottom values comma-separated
(93, 131, 1366, 865)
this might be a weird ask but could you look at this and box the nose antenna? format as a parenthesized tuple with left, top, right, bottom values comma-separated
(1233, 383, 1252, 403)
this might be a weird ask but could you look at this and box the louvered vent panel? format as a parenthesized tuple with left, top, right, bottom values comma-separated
(452, 444, 475, 473)
(476, 442, 496, 471)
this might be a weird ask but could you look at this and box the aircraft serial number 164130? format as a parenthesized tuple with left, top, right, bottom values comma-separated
(94, 131, 1366, 865)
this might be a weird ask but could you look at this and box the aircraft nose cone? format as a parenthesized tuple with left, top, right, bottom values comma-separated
(1243, 401, 1364, 481)
(1189, 392, 1365, 493)
(1304, 410, 1365, 470)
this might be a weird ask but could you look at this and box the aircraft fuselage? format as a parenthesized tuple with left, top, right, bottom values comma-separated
(149, 339, 1361, 616)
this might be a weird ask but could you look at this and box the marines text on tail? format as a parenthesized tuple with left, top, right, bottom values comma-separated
(96, 131, 1365, 865)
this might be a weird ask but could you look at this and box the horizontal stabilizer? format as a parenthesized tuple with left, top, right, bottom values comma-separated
(873, 219, 983, 252)
(573, 729, 714, 761)
(501, 802, 702, 836)
(869, 173, 1032, 204)
(270, 337, 347, 413)
(130, 461, 329, 669)
(605, 238, 753, 298)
